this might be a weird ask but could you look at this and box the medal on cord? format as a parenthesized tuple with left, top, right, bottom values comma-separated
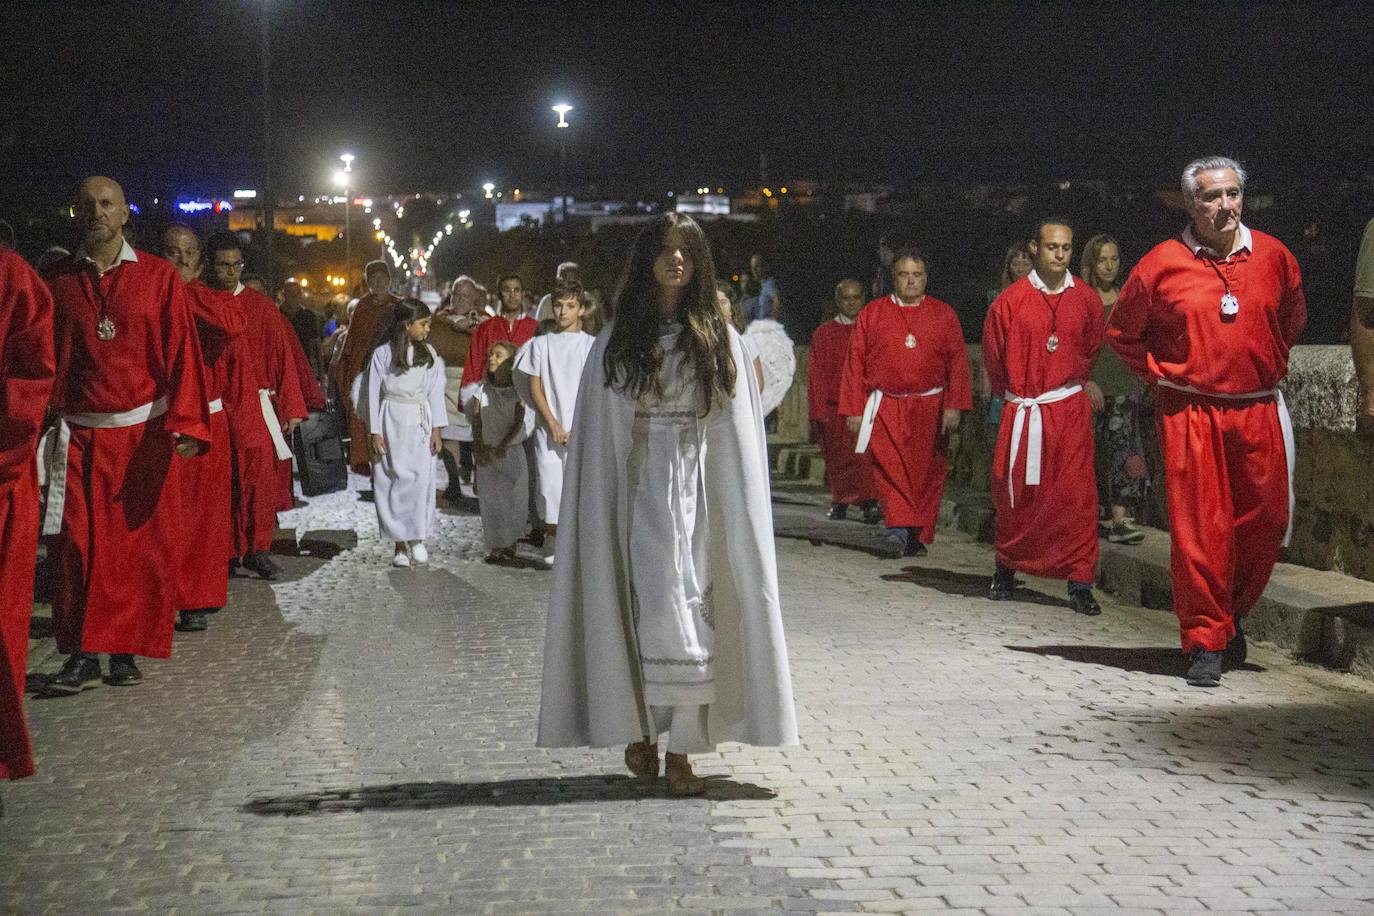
(82, 260, 119, 341)
(1038, 290, 1061, 353)
(1203, 258, 1240, 317)
(893, 294, 919, 349)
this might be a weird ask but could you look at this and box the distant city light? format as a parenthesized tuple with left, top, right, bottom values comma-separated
(340, 152, 355, 170)
(128, 203, 141, 214)
(233, 189, 257, 199)
(177, 200, 213, 213)
(483, 182, 495, 199)
(458, 209, 471, 220)
(332, 170, 348, 188)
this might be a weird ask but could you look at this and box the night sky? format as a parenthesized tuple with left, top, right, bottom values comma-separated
(5, 1, 1373, 201)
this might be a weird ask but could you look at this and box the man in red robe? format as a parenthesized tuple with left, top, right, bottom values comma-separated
(1107, 157, 1306, 687)
(160, 225, 245, 633)
(840, 249, 972, 558)
(335, 261, 400, 475)
(0, 248, 56, 782)
(206, 232, 307, 581)
(42, 177, 210, 694)
(983, 219, 1105, 615)
(809, 279, 879, 523)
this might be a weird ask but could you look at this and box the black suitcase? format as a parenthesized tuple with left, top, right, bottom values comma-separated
(293, 407, 349, 496)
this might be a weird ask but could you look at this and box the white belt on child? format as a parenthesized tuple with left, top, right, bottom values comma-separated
(259, 388, 293, 460)
(382, 392, 433, 434)
(1156, 378, 1295, 547)
(1004, 384, 1082, 508)
(854, 387, 945, 454)
(40, 397, 169, 536)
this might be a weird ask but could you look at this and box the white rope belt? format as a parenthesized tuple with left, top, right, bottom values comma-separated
(1156, 379, 1296, 547)
(382, 392, 432, 434)
(854, 387, 945, 454)
(1004, 384, 1082, 508)
(259, 388, 293, 460)
(40, 397, 169, 536)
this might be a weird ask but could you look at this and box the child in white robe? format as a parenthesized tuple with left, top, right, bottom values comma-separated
(536, 213, 798, 797)
(466, 341, 533, 563)
(364, 298, 447, 567)
(514, 279, 595, 566)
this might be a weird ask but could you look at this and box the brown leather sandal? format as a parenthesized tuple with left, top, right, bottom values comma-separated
(665, 752, 707, 797)
(624, 740, 659, 778)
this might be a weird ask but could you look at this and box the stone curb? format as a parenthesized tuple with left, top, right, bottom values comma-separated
(774, 443, 1374, 680)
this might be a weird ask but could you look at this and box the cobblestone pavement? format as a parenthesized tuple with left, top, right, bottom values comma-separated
(4, 476, 1374, 914)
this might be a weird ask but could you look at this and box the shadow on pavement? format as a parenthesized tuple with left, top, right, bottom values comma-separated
(1006, 644, 1266, 676)
(775, 529, 892, 560)
(242, 774, 776, 815)
(886, 567, 1073, 609)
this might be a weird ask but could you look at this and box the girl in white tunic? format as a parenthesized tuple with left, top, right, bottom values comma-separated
(536, 214, 798, 797)
(466, 341, 534, 563)
(365, 299, 448, 567)
(513, 279, 595, 566)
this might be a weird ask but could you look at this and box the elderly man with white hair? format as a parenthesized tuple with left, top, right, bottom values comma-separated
(1107, 156, 1306, 688)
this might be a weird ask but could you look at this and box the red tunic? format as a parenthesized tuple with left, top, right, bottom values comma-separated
(0, 249, 55, 780)
(808, 317, 875, 505)
(174, 281, 246, 610)
(1107, 228, 1306, 652)
(460, 313, 539, 389)
(44, 248, 210, 658)
(276, 311, 327, 510)
(222, 286, 307, 556)
(336, 294, 400, 473)
(983, 275, 1103, 581)
(839, 296, 971, 536)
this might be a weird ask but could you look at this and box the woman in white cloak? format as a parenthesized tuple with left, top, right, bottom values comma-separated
(537, 213, 798, 796)
(364, 298, 447, 567)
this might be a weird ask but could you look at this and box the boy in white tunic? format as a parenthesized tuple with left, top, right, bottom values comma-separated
(537, 213, 798, 797)
(514, 279, 596, 566)
(364, 299, 448, 567)
(466, 341, 534, 563)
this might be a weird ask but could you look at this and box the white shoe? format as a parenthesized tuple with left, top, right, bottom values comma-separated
(392, 551, 411, 568)
(542, 535, 555, 568)
(410, 542, 428, 564)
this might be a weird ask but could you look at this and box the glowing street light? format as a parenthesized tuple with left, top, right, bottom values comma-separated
(335, 152, 355, 289)
(482, 181, 495, 199)
(552, 103, 573, 129)
(551, 103, 574, 232)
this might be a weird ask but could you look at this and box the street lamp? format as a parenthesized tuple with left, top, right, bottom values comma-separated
(552, 104, 572, 230)
(336, 152, 354, 290)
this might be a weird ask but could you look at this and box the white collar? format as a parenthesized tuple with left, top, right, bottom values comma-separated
(233, 282, 245, 295)
(833, 314, 856, 325)
(890, 294, 926, 308)
(1182, 222, 1253, 259)
(77, 238, 138, 276)
(1028, 269, 1074, 294)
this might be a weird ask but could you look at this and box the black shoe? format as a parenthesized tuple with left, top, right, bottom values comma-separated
(1069, 589, 1102, 617)
(175, 610, 210, 633)
(228, 557, 241, 574)
(107, 654, 143, 687)
(903, 539, 927, 558)
(1224, 620, 1248, 669)
(877, 531, 907, 559)
(242, 552, 280, 580)
(826, 503, 848, 521)
(1186, 649, 1223, 687)
(860, 502, 883, 525)
(44, 654, 102, 696)
(988, 568, 1015, 601)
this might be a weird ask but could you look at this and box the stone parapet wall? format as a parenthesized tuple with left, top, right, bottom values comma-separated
(785, 342, 1374, 583)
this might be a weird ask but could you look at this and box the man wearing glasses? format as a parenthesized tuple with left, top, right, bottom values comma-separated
(203, 232, 308, 582)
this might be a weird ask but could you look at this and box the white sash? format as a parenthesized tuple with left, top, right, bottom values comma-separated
(41, 397, 169, 536)
(382, 392, 433, 434)
(259, 388, 293, 460)
(854, 387, 946, 454)
(1004, 384, 1083, 508)
(1156, 379, 1296, 547)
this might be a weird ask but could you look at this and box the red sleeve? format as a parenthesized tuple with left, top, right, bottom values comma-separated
(271, 319, 309, 422)
(461, 321, 491, 387)
(807, 326, 832, 421)
(1105, 266, 1153, 379)
(981, 295, 1009, 396)
(837, 314, 869, 417)
(161, 270, 211, 443)
(1279, 248, 1307, 348)
(0, 253, 56, 483)
(943, 309, 973, 411)
(188, 283, 246, 342)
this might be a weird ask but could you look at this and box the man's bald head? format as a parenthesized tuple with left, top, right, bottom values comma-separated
(160, 224, 202, 284)
(834, 278, 866, 320)
(75, 176, 129, 252)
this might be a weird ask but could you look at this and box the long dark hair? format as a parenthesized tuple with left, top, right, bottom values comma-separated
(377, 297, 435, 371)
(603, 212, 736, 410)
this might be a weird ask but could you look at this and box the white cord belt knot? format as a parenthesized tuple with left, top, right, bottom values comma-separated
(1004, 384, 1082, 508)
